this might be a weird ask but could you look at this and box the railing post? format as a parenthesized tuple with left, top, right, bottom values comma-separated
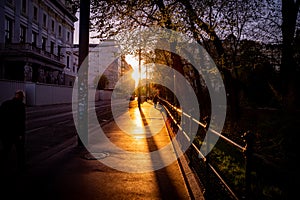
(189, 113, 192, 139)
(244, 131, 254, 199)
(204, 118, 210, 198)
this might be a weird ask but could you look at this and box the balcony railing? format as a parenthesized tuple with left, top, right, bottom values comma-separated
(1, 43, 64, 63)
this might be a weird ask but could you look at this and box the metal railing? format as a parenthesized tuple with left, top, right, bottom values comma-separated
(2, 43, 63, 62)
(158, 97, 254, 200)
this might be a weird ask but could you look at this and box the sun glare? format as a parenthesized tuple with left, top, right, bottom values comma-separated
(131, 70, 140, 87)
(125, 54, 139, 68)
(125, 54, 149, 87)
(126, 54, 140, 87)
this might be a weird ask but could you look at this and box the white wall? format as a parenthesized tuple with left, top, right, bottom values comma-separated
(33, 83, 73, 106)
(0, 80, 73, 106)
(99, 90, 112, 100)
(0, 80, 26, 104)
(0, 80, 114, 106)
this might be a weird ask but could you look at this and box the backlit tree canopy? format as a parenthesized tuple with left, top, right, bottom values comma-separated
(89, 0, 299, 111)
(90, 0, 283, 46)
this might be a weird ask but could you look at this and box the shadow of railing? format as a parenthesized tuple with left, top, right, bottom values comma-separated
(158, 97, 254, 200)
(138, 105, 184, 199)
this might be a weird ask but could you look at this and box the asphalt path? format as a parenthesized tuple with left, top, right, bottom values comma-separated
(0, 100, 204, 200)
(23, 100, 128, 163)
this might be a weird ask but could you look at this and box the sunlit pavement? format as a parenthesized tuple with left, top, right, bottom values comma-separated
(0, 101, 204, 200)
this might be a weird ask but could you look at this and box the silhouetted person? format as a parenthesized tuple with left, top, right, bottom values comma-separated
(138, 96, 141, 109)
(0, 90, 26, 171)
(153, 94, 158, 108)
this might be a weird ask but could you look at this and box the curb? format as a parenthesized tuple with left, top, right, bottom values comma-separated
(161, 108, 205, 200)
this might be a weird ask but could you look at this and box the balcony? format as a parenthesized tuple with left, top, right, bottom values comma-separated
(0, 43, 65, 67)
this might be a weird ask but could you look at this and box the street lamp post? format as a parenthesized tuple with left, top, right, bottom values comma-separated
(138, 47, 142, 109)
(77, 0, 90, 147)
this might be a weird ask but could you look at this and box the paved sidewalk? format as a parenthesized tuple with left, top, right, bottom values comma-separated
(0, 101, 204, 200)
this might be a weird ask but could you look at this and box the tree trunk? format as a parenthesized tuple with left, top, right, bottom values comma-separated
(281, 0, 299, 111)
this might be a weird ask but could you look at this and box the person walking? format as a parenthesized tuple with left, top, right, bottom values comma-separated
(153, 94, 158, 108)
(0, 90, 26, 171)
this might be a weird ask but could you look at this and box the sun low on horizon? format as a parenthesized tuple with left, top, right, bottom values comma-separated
(125, 54, 142, 87)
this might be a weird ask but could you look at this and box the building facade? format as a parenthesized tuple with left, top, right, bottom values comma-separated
(74, 40, 133, 90)
(0, 0, 78, 85)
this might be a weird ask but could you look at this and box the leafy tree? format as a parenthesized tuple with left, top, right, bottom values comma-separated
(281, 0, 300, 110)
(89, 0, 299, 119)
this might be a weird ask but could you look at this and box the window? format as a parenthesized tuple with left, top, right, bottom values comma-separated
(43, 13, 47, 27)
(67, 31, 70, 42)
(58, 45, 62, 57)
(32, 31, 38, 46)
(20, 25, 26, 43)
(67, 56, 70, 68)
(33, 6, 38, 21)
(21, 0, 27, 14)
(51, 20, 55, 32)
(42, 37, 47, 51)
(58, 25, 62, 37)
(5, 17, 13, 44)
(50, 41, 55, 54)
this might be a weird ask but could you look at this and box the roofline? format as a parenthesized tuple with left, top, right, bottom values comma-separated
(50, 0, 78, 22)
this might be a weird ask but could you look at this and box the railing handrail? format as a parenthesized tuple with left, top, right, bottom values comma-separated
(2, 42, 62, 62)
(158, 97, 249, 199)
(158, 97, 246, 151)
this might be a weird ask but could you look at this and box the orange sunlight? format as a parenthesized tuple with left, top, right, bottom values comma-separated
(131, 70, 140, 87)
(125, 54, 150, 87)
(126, 54, 140, 87)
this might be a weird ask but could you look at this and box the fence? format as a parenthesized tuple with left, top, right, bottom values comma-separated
(0, 80, 26, 105)
(0, 80, 72, 106)
(0, 80, 114, 106)
(158, 97, 254, 200)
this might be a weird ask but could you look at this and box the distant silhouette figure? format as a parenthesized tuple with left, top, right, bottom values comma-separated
(0, 90, 26, 171)
(153, 94, 158, 108)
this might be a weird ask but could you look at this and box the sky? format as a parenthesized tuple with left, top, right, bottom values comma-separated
(73, 12, 148, 85)
(73, 12, 99, 44)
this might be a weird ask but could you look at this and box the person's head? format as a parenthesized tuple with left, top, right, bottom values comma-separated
(15, 90, 25, 101)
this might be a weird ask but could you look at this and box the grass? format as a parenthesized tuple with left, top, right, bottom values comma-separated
(186, 107, 299, 199)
